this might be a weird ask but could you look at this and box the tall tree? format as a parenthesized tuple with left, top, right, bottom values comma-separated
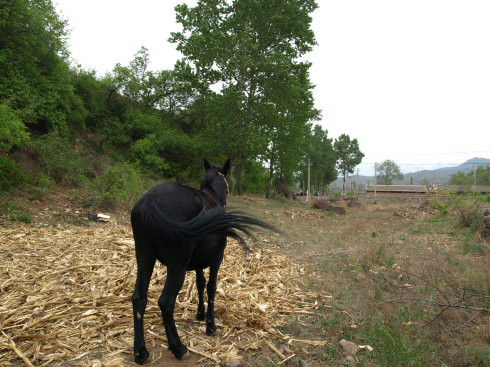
(297, 125, 337, 194)
(333, 134, 364, 194)
(170, 0, 319, 193)
(0, 0, 85, 134)
(376, 159, 403, 185)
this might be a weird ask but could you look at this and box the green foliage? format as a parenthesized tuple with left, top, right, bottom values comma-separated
(11, 212, 32, 224)
(131, 134, 170, 177)
(0, 0, 85, 134)
(24, 173, 54, 199)
(93, 162, 146, 208)
(462, 346, 490, 367)
(0, 103, 29, 151)
(376, 159, 404, 185)
(238, 160, 269, 194)
(334, 134, 364, 194)
(296, 125, 337, 193)
(171, 0, 320, 193)
(430, 199, 450, 216)
(477, 193, 490, 203)
(30, 135, 87, 185)
(0, 0, 366, 200)
(0, 156, 25, 192)
(357, 311, 435, 367)
(449, 166, 490, 186)
(463, 242, 486, 255)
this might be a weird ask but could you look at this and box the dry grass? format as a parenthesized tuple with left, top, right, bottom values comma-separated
(0, 220, 331, 367)
(2, 195, 490, 367)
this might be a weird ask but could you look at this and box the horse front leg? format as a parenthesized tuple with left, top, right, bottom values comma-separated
(195, 269, 206, 320)
(158, 266, 189, 360)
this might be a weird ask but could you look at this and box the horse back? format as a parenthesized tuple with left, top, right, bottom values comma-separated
(132, 182, 203, 222)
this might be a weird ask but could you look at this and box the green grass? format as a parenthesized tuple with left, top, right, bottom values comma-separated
(463, 346, 490, 367)
(0, 201, 17, 215)
(463, 242, 486, 255)
(11, 212, 32, 224)
(343, 308, 436, 367)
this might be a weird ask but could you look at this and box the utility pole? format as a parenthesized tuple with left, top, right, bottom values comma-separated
(474, 163, 477, 192)
(307, 158, 311, 202)
(355, 168, 359, 196)
(374, 163, 377, 197)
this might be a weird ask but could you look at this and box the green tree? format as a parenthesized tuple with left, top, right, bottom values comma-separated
(376, 159, 404, 185)
(297, 125, 337, 194)
(449, 166, 490, 186)
(170, 0, 319, 193)
(262, 63, 319, 197)
(0, 103, 29, 152)
(333, 134, 364, 194)
(0, 0, 85, 133)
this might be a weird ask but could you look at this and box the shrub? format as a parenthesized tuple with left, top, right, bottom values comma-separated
(0, 103, 29, 151)
(0, 156, 25, 192)
(131, 134, 169, 178)
(12, 212, 32, 224)
(459, 207, 485, 231)
(93, 162, 146, 208)
(30, 134, 87, 185)
(24, 173, 54, 199)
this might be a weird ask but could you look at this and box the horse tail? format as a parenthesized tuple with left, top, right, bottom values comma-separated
(139, 202, 277, 251)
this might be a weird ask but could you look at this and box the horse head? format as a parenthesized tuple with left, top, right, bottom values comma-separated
(201, 158, 231, 206)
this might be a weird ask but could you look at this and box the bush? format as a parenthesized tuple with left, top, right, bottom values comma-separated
(0, 103, 29, 151)
(459, 207, 485, 231)
(0, 156, 25, 192)
(93, 162, 146, 208)
(24, 173, 54, 199)
(11, 212, 32, 224)
(30, 134, 87, 185)
(131, 134, 169, 178)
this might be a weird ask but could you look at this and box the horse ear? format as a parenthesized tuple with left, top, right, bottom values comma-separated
(204, 159, 212, 171)
(221, 158, 231, 176)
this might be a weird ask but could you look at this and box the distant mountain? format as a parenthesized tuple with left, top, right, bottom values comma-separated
(330, 157, 490, 190)
(401, 157, 490, 185)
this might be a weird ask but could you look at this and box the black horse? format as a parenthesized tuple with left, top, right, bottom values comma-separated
(130, 158, 275, 364)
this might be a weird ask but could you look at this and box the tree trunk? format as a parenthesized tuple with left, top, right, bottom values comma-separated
(266, 157, 274, 199)
(238, 167, 244, 195)
(342, 173, 346, 195)
(229, 162, 237, 195)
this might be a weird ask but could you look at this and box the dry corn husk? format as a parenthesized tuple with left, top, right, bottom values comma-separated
(0, 220, 331, 366)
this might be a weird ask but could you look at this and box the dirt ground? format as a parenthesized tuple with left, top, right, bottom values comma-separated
(1, 192, 489, 366)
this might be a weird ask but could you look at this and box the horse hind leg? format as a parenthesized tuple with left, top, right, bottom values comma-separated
(205, 262, 221, 336)
(158, 266, 190, 360)
(195, 269, 206, 321)
(131, 246, 156, 364)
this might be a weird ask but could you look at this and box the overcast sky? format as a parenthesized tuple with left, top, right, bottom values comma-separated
(54, 0, 490, 176)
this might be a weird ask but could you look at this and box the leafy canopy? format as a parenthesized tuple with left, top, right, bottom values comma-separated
(376, 159, 404, 185)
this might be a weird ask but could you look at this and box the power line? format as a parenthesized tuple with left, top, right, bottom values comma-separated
(365, 150, 490, 158)
(358, 162, 490, 166)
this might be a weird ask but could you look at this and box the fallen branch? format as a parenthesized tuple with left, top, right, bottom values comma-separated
(424, 299, 490, 313)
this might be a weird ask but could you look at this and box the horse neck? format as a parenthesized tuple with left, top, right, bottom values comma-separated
(201, 185, 226, 207)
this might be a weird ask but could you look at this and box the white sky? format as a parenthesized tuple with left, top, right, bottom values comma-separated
(55, 0, 490, 176)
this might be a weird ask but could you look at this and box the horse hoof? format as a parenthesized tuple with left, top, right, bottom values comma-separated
(179, 351, 191, 360)
(206, 325, 218, 336)
(172, 345, 189, 360)
(134, 347, 149, 364)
